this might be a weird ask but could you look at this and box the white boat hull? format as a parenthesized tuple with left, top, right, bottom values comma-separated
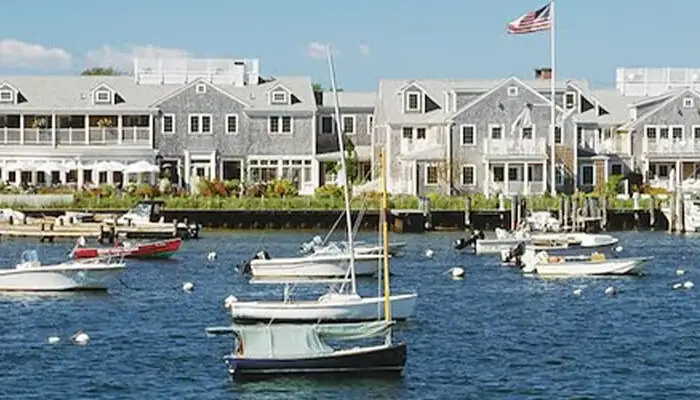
(527, 257, 651, 276)
(250, 254, 383, 278)
(476, 238, 532, 255)
(230, 293, 418, 323)
(477, 233, 618, 255)
(0, 263, 125, 291)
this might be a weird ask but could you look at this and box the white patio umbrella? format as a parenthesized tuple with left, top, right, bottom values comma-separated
(6, 161, 34, 171)
(63, 160, 84, 170)
(123, 160, 159, 174)
(36, 161, 65, 172)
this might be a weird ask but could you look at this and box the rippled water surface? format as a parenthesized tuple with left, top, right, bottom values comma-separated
(1, 230, 699, 399)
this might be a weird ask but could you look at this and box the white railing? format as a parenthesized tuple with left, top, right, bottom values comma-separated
(134, 57, 259, 86)
(23, 128, 52, 145)
(643, 137, 700, 155)
(617, 67, 700, 96)
(0, 128, 151, 146)
(488, 181, 546, 195)
(484, 138, 547, 157)
(1, 128, 21, 144)
(56, 128, 86, 145)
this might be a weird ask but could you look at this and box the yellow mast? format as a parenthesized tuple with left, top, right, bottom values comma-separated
(380, 151, 391, 322)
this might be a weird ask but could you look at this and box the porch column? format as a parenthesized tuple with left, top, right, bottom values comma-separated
(676, 159, 682, 187)
(524, 162, 530, 195)
(504, 162, 510, 196)
(644, 159, 650, 182)
(484, 160, 490, 197)
(46, 170, 53, 186)
(604, 158, 609, 183)
(117, 115, 123, 145)
(84, 115, 90, 144)
(51, 114, 56, 147)
(60, 167, 67, 185)
(14, 169, 20, 186)
(542, 160, 548, 193)
(1, 160, 7, 182)
(107, 171, 114, 185)
(31, 171, 38, 185)
(19, 114, 24, 145)
(183, 150, 191, 187)
(148, 114, 154, 146)
(210, 150, 217, 180)
(77, 164, 85, 189)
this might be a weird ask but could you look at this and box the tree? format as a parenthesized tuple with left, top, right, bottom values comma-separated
(80, 67, 124, 76)
(312, 82, 343, 92)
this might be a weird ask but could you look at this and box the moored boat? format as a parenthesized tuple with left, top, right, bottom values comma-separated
(72, 237, 182, 260)
(0, 250, 125, 292)
(238, 251, 384, 278)
(517, 249, 651, 276)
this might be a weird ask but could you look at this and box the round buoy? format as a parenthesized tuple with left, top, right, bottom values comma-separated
(425, 249, 434, 258)
(450, 267, 465, 279)
(183, 282, 194, 292)
(573, 288, 582, 296)
(207, 252, 217, 261)
(224, 295, 238, 309)
(676, 269, 686, 276)
(604, 286, 617, 296)
(72, 331, 89, 345)
(673, 283, 683, 290)
(614, 246, 623, 252)
(47, 336, 60, 344)
(683, 281, 694, 289)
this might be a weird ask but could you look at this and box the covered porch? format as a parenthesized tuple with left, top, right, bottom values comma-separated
(485, 161, 547, 196)
(645, 159, 700, 192)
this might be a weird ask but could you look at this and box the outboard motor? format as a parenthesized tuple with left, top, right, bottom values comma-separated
(453, 230, 485, 250)
(503, 241, 527, 266)
(237, 251, 272, 275)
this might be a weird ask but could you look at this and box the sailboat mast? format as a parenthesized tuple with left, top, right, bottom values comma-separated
(326, 46, 357, 294)
(380, 151, 391, 322)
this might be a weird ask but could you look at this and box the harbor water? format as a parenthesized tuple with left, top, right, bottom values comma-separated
(1, 231, 699, 399)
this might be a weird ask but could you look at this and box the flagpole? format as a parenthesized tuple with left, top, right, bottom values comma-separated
(549, 0, 556, 196)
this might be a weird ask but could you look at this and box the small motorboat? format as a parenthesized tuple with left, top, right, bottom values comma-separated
(0, 250, 125, 292)
(515, 249, 651, 277)
(206, 321, 406, 381)
(71, 237, 182, 260)
(300, 236, 407, 257)
(237, 250, 386, 278)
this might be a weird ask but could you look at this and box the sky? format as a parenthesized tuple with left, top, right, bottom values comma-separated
(0, 0, 698, 91)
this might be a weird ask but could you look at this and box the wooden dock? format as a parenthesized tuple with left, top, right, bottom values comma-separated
(0, 218, 180, 243)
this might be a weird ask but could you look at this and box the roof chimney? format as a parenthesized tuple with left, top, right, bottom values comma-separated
(535, 67, 552, 80)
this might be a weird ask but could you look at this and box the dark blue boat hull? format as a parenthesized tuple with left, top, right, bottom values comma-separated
(226, 342, 407, 381)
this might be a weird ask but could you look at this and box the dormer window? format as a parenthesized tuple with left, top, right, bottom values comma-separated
(684, 97, 695, 108)
(507, 86, 519, 97)
(406, 91, 421, 112)
(271, 90, 288, 104)
(195, 84, 207, 94)
(565, 92, 576, 109)
(94, 90, 111, 104)
(0, 90, 13, 103)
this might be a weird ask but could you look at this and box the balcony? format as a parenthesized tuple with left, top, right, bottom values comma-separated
(483, 138, 547, 160)
(578, 136, 631, 155)
(643, 137, 700, 158)
(0, 127, 151, 147)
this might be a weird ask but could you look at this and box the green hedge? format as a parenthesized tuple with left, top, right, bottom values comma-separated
(2, 192, 663, 211)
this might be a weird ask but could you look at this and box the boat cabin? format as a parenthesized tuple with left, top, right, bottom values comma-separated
(121, 200, 166, 224)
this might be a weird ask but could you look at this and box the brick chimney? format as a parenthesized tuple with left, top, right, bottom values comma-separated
(535, 67, 552, 80)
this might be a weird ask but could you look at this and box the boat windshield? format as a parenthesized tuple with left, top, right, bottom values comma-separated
(126, 203, 152, 218)
(20, 250, 39, 264)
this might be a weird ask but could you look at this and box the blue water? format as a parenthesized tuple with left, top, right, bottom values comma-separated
(0, 231, 699, 399)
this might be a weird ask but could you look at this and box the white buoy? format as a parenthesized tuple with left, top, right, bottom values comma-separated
(72, 331, 89, 345)
(673, 283, 683, 290)
(182, 282, 194, 292)
(604, 286, 617, 296)
(207, 251, 217, 261)
(425, 249, 434, 258)
(573, 288, 582, 296)
(450, 267, 465, 279)
(683, 281, 694, 289)
(615, 246, 623, 252)
(676, 269, 686, 276)
(224, 295, 238, 309)
(47, 336, 60, 344)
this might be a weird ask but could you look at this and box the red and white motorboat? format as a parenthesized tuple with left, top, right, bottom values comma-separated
(72, 237, 182, 260)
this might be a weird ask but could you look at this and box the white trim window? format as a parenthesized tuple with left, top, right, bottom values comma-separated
(416, 127, 426, 140)
(461, 165, 476, 186)
(489, 124, 503, 140)
(342, 115, 355, 135)
(611, 163, 624, 176)
(565, 91, 577, 109)
(580, 164, 595, 186)
(269, 116, 293, 134)
(405, 91, 422, 112)
(0, 89, 14, 103)
(521, 126, 534, 140)
(693, 125, 700, 140)
(425, 164, 438, 186)
(271, 90, 288, 105)
(367, 115, 374, 135)
(671, 125, 684, 140)
(684, 97, 695, 108)
(161, 114, 175, 134)
(507, 86, 519, 97)
(189, 114, 212, 134)
(195, 83, 207, 94)
(225, 114, 238, 134)
(554, 126, 562, 144)
(321, 115, 334, 134)
(645, 125, 658, 141)
(460, 124, 476, 146)
(95, 90, 111, 104)
(659, 126, 669, 139)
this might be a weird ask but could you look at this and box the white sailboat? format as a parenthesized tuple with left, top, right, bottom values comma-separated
(517, 249, 651, 277)
(227, 49, 417, 323)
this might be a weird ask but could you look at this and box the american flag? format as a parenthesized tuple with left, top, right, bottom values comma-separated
(506, 3, 552, 35)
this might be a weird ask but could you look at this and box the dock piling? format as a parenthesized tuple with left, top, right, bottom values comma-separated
(464, 197, 472, 229)
(510, 195, 518, 231)
(649, 196, 656, 230)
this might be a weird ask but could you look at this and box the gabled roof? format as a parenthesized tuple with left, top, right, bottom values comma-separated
(0, 81, 20, 93)
(395, 80, 430, 94)
(629, 90, 682, 108)
(149, 78, 251, 107)
(266, 81, 294, 94)
(90, 82, 117, 94)
(618, 88, 700, 131)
